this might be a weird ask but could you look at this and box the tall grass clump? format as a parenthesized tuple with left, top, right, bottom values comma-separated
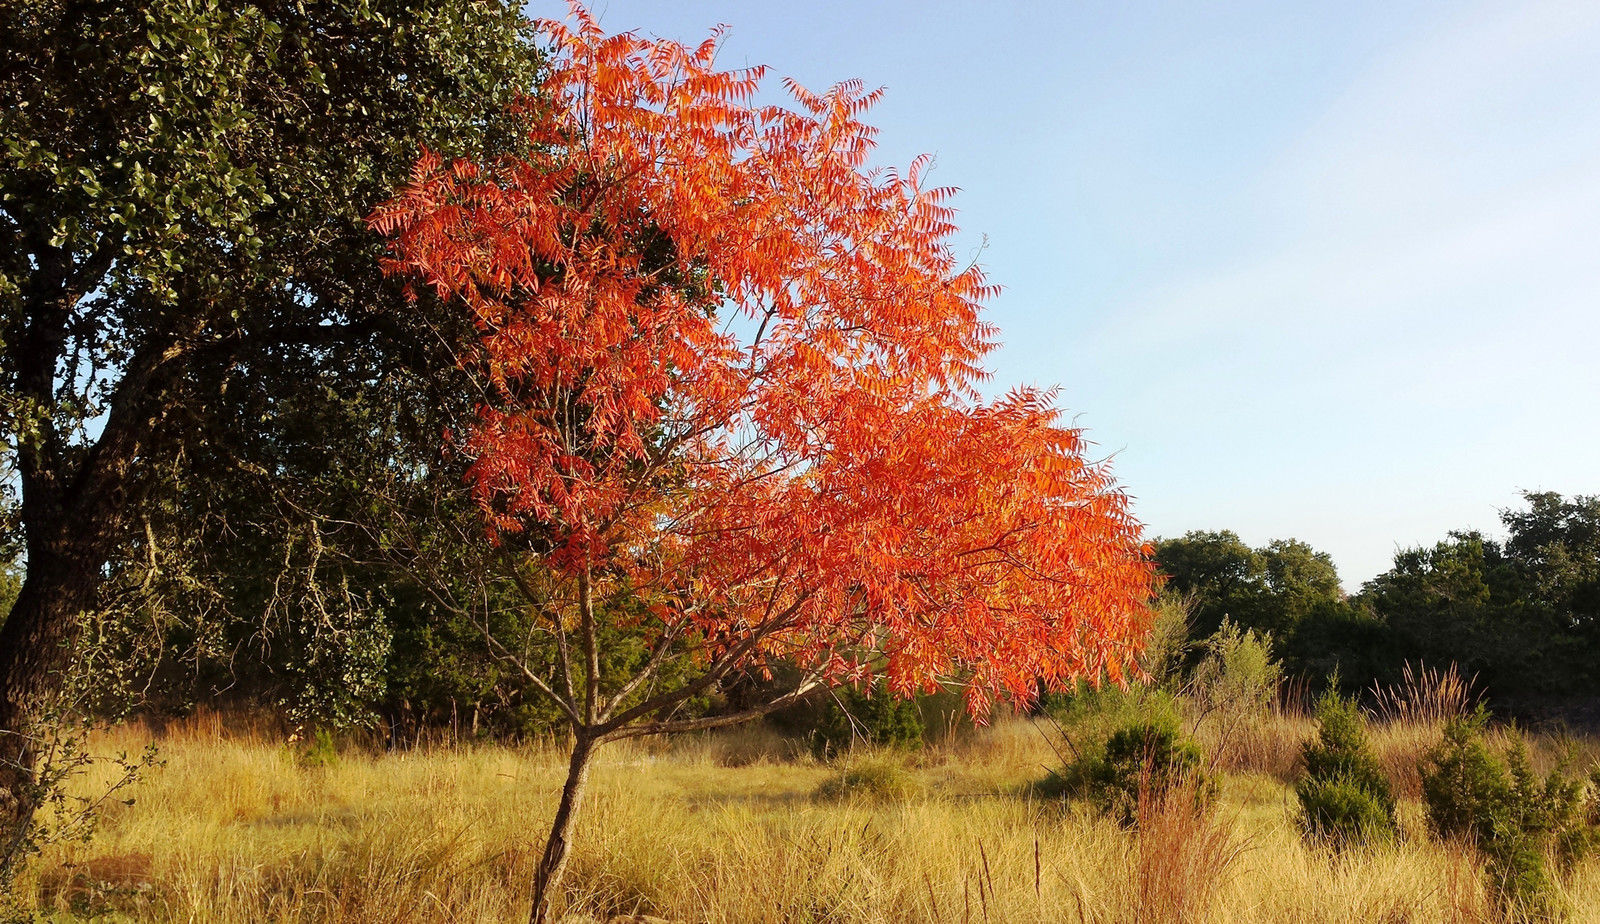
(1420, 710, 1600, 920)
(1368, 662, 1479, 798)
(1371, 662, 1479, 727)
(1295, 688, 1397, 848)
(1134, 775, 1245, 923)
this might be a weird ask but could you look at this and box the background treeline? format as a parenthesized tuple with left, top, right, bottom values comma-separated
(1155, 491, 1600, 709)
(5, 489, 1591, 742)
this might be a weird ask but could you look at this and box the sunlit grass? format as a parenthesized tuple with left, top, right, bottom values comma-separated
(13, 713, 1599, 923)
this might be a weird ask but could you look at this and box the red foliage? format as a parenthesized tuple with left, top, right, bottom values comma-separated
(371, 4, 1154, 718)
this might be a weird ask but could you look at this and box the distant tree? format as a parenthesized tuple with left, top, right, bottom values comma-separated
(1359, 492, 1599, 697)
(1261, 539, 1345, 632)
(1154, 531, 1345, 639)
(1360, 532, 1516, 683)
(374, 11, 1155, 921)
(1154, 530, 1268, 637)
(1503, 492, 1600, 657)
(0, 0, 539, 876)
(1279, 601, 1389, 690)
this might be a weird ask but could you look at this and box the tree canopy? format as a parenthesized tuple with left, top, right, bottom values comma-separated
(1154, 531, 1345, 641)
(374, 10, 1156, 720)
(0, 0, 540, 878)
(374, 10, 1155, 917)
(1363, 492, 1599, 696)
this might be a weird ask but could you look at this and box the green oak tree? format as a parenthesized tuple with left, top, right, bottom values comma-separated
(0, 0, 539, 875)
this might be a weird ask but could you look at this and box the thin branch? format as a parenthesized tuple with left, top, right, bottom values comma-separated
(601, 672, 829, 741)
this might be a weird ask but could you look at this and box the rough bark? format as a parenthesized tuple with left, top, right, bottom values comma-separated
(0, 272, 161, 877)
(0, 566, 95, 878)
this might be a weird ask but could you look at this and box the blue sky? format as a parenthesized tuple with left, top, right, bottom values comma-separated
(554, 1, 1600, 588)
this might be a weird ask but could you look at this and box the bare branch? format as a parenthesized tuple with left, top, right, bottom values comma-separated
(602, 673, 829, 741)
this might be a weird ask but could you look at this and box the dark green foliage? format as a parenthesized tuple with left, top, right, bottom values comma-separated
(1295, 690, 1396, 847)
(1154, 532, 1368, 686)
(1362, 534, 1534, 694)
(1155, 532, 1345, 642)
(1361, 493, 1600, 699)
(1041, 708, 1213, 827)
(1420, 712, 1509, 844)
(1164, 492, 1600, 703)
(795, 679, 926, 759)
(1296, 777, 1396, 849)
(1301, 692, 1394, 806)
(0, 0, 543, 731)
(1420, 711, 1600, 919)
(1278, 602, 1391, 691)
(0, 0, 543, 880)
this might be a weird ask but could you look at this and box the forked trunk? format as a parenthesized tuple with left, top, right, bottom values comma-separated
(529, 731, 599, 924)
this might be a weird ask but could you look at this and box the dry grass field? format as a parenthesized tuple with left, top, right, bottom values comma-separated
(9, 709, 1599, 923)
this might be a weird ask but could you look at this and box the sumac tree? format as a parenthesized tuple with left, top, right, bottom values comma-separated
(373, 9, 1155, 921)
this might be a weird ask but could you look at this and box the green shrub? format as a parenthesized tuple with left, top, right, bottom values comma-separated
(291, 727, 340, 769)
(1188, 618, 1281, 720)
(806, 680, 925, 759)
(1296, 777, 1396, 849)
(1419, 710, 1599, 920)
(1137, 594, 1192, 688)
(1040, 681, 1182, 751)
(1295, 689, 1397, 848)
(1041, 711, 1214, 827)
(813, 755, 923, 802)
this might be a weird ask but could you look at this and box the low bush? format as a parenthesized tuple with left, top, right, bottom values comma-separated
(1295, 690, 1397, 848)
(1040, 709, 1214, 827)
(813, 754, 924, 802)
(1420, 710, 1600, 920)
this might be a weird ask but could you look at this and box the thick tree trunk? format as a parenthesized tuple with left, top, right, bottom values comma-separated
(0, 546, 105, 881)
(0, 275, 171, 879)
(529, 732, 600, 924)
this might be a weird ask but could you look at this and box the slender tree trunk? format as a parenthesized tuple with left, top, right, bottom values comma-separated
(529, 731, 600, 924)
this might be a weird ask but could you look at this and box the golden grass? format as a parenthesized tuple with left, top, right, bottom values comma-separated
(1195, 706, 1313, 781)
(12, 715, 1600, 923)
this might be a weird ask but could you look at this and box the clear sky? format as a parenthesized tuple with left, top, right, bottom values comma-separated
(550, 1, 1600, 589)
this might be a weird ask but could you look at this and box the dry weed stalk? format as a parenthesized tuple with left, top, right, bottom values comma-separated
(1133, 769, 1245, 923)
